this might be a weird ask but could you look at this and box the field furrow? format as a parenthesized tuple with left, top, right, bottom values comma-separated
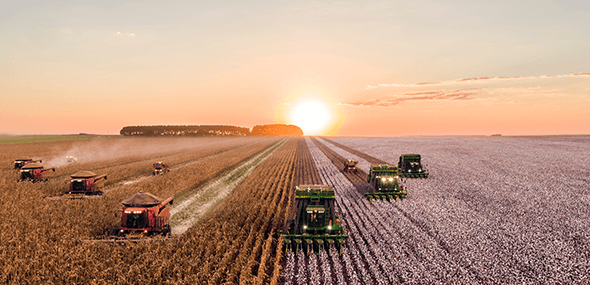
(322, 136, 590, 283)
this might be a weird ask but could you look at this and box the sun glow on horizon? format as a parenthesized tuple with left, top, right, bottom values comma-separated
(289, 100, 333, 135)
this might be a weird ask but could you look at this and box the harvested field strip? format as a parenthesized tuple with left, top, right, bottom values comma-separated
(169, 139, 287, 234)
(310, 137, 368, 192)
(294, 138, 322, 185)
(163, 138, 298, 284)
(322, 137, 387, 165)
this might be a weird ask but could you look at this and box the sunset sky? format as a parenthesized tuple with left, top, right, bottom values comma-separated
(1, 1, 589, 136)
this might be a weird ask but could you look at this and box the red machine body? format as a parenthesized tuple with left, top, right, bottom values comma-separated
(19, 163, 55, 182)
(111, 193, 173, 237)
(153, 162, 169, 175)
(14, 158, 42, 170)
(68, 171, 107, 195)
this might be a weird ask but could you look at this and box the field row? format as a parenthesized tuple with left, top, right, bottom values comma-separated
(311, 136, 590, 284)
(0, 137, 286, 284)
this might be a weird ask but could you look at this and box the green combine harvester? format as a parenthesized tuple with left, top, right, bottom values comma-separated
(397, 154, 428, 178)
(365, 164, 407, 201)
(282, 185, 348, 254)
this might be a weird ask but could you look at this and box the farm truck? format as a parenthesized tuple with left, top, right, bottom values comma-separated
(343, 159, 358, 173)
(282, 185, 348, 254)
(109, 192, 173, 238)
(153, 162, 170, 175)
(67, 171, 107, 196)
(18, 163, 55, 182)
(398, 154, 428, 178)
(13, 158, 42, 170)
(365, 164, 406, 201)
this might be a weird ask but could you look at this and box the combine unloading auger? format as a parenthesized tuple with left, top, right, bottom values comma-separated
(398, 154, 428, 178)
(282, 185, 348, 254)
(365, 164, 406, 201)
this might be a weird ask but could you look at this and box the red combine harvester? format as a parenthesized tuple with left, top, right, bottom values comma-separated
(67, 171, 107, 195)
(109, 192, 173, 238)
(14, 158, 42, 170)
(153, 162, 169, 175)
(18, 163, 55, 182)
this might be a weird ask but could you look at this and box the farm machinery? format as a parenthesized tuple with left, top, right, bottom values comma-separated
(13, 158, 42, 170)
(67, 171, 107, 196)
(397, 154, 428, 178)
(153, 162, 170, 175)
(108, 192, 173, 238)
(66, 156, 78, 163)
(282, 185, 348, 254)
(365, 164, 406, 201)
(18, 163, 55, 182)
(343, 159, 358, 172)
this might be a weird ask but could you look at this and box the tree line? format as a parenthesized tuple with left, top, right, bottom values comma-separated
(120, 124, 303, 136)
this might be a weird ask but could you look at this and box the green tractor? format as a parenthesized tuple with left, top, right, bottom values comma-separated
(282, 185, 348, 254)
(365, 164, 406, 201)
(398, 154, 428, 178)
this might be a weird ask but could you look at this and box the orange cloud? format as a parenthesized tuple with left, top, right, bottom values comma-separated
(340, 89, 477, 107)
(366, 73, 590, 89)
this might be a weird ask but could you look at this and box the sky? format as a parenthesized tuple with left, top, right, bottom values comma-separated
(1, 0, 589, 136)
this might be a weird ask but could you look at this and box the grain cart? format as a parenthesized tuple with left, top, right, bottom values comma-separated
(153, 162, 170, 175)
(365, 164, 406, 201)
(13, 158, 42, 170)
(18, 163, 55, 182)
(282, 185, 348, 254)
(398, 154, 428, 178)
(343, 159, 358, 172)
(67, 171, 107, 195)
(109, 192, 173, 238)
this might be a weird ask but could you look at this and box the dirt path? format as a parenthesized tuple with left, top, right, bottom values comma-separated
(169, 139, 287, 235)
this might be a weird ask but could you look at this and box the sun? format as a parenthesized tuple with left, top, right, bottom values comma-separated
(289, 100, 332, 135)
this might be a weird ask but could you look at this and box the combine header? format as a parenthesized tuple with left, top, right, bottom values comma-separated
(109, 192, 173, 238)
(18, 163, 55, 182)
(153, 162, 169, 175)
(343, 159, 358, 172)
(365, 164, 406, 201)
(283, 185, 348, 254)
(398, 154, 428, 178)
(67, 171, 107, 196)
(13, 158, 42, 170)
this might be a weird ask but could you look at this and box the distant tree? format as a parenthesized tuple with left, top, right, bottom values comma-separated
(119, 125, 251, 137)
(251, 124, 303, 136)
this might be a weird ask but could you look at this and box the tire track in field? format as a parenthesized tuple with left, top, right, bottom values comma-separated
(169, 139, 286, 235)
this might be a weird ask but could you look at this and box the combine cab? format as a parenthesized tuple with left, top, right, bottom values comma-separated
(343, 159, 358, 172)
(153, 162, 169, 175)
(398, 154, 428, 178)
(67, 171, 107, 195)
(365, 164, 406, 201)
(18, 163, 55, 182)
(109, 192, 173, 238)
(13, 158, 41, 170)
(283, 185, 348, 254)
